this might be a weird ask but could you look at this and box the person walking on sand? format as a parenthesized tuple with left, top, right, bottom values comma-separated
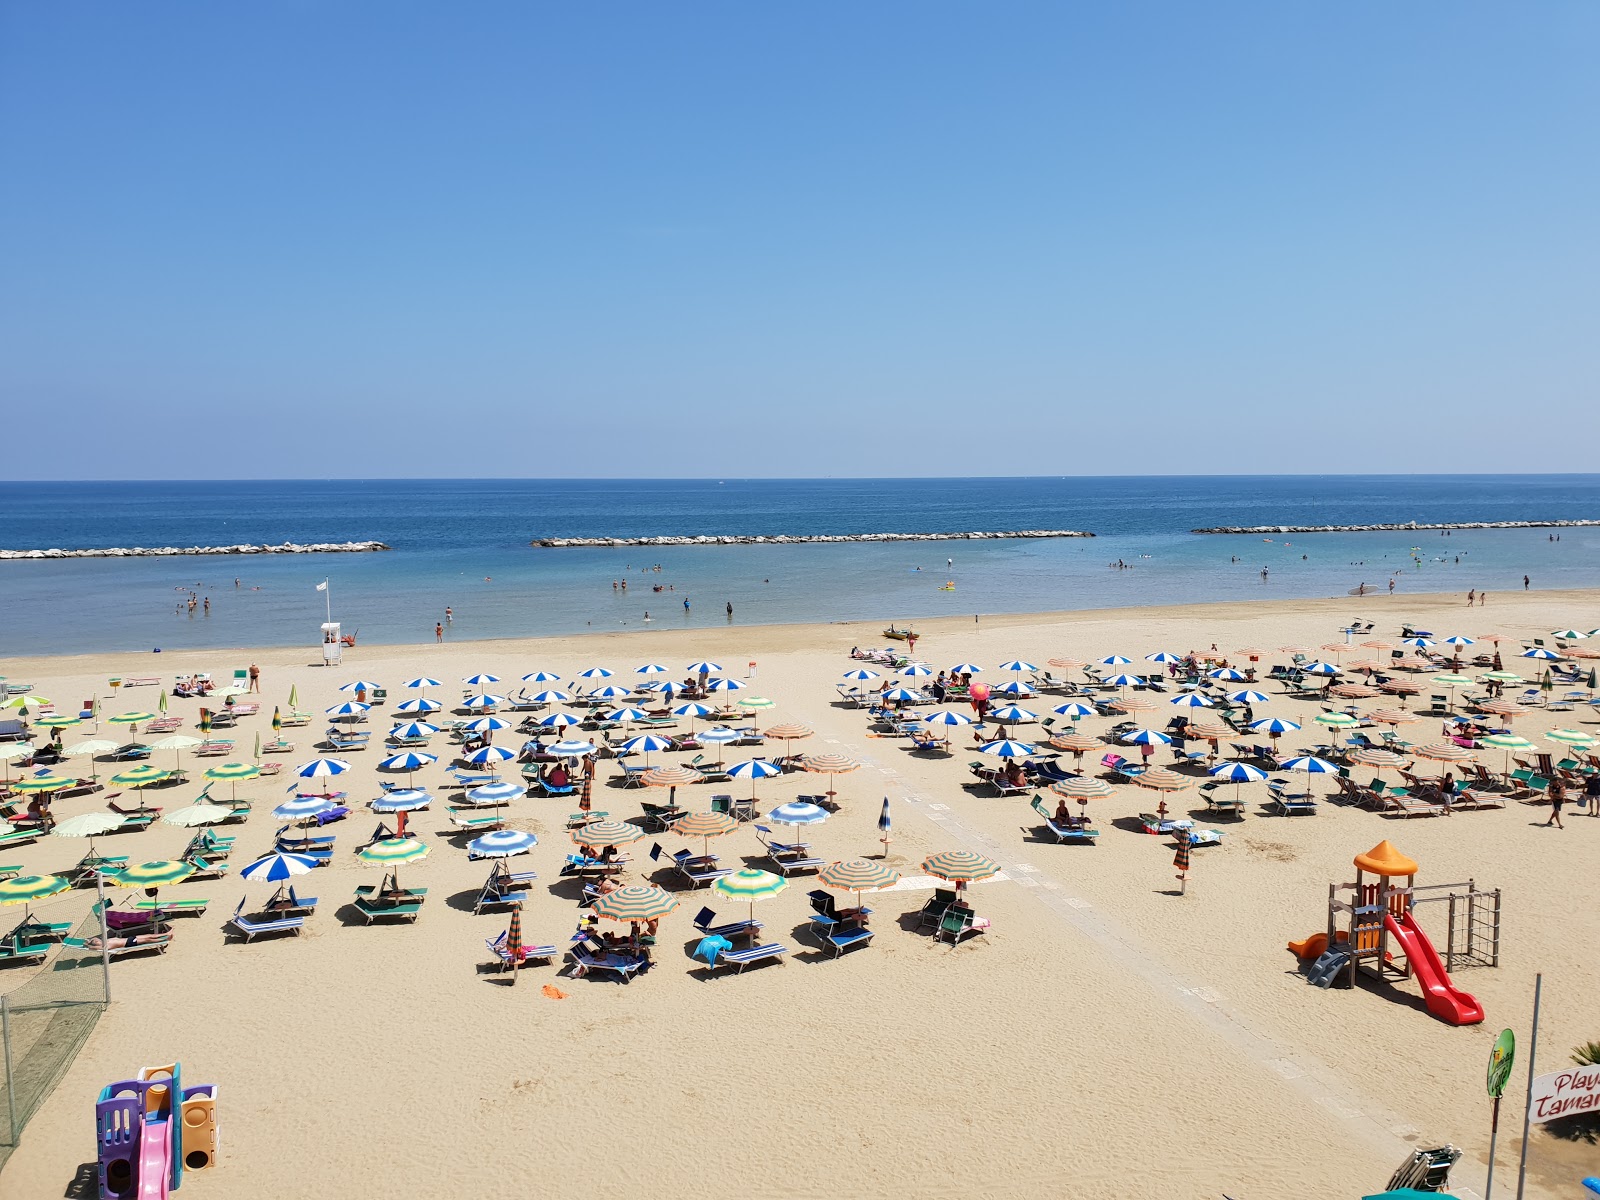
(1583, 771, 1600, 817)
(248, 663, 260, 693)
(1467, 589, 1475, 607)
(435, 622, 444, 643)
(1543, 777, 1565, 828)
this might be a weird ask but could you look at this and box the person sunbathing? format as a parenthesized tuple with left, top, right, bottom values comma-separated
(1053, 799, 1072, 823)
(80, 933, 167, 951)
(546, 764, 570, 789)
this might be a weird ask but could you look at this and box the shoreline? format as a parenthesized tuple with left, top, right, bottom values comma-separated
(1192, 520, 1599, 534)
(533, 529, 1095, 547)
(0, 541, 390, 560)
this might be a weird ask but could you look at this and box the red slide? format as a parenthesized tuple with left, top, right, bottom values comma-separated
(1384, 911, 1485, 1026)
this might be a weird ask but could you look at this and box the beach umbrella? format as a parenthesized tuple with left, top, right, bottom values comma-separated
(1051, 774, 1113, 821)
(1482, 671, 1523, 684)
(988, 705, 1037, 724)
(726, 758, 781, 799)
(577, 667, 614, 680)
(339, 681, 382, 696)
(464, 782, 523, 809)
(671, 813, 739, 859)
(605, 708, 650, 726)
(110, 859, 195, 890)
(571, 819, 646, 849)
(1053, 702, 1098, 720)
(592, 885, 679, 934)
(11, 774, 72, 794)
(1145, 652, 1182, 664)
(110, 765, 173, 789)
(108, 711, 154, 730)
(464, 745, 516, 767)
(0, 742, 35, 782)
(0, 874, 71, 923)
(1443, 635, 1475, 654)
(527, 689, 573, 704)
(1476, 699, 1521, 718)
(468, 829, 536, 858)
(274, 795, 337, 823)
(712, 869, 787, 925)
(695, 727, 741, 767)
(879, 687, 921, 703)
(1099, 655, 1132, 666)
(402, 678, 441, 690)
(521, 671, 562, 683)
(463, 694, 507, 710)
(1379, 681, 1421, 706)
(1102, 673, 1142, 689)
(1173, 828, 1192, 894)
(1404, 637, 1436, 649)
(1313, 712, 1359, 731)
(922, 851, 1000, 903)
(462, 673, 501, 686)
(634, 664, 669, 676)
(198, 709, 213, 736)
(685, 661, 723, 675)
(548, 739, 598, 758)
(296, 757, 351, 779)
(1552, 629, 1590, 641)
(34, 715, 79, 730)
(1048, 734, 1102, 761)
(325, 702, 371, 718)
(1121, 729, 1172, 745)
(798, 752, 860, 802)
(1349, 748, 1407, 778)
(650, 680, 686, 697)
(769, 800, 830, 829)
(898, 664, 933, 677)
(819, 859, 901, 913)
(619, 734, 673, 766)
(841, 669, 881, 681)
(588, 685, 634, 702)
(203, 761, 261, 802)
(1368, 708, 1421, 726)
(145, 735, 201, 772)
(1302, 662, 1340, 677)
(288, 685, 299, 709)
(1521, 648, 1561, 661)
(61, 739, 117, 777)
(1320, 643, 1352, 658)
(503, 905, 524, 984)
(1208, 668, 1249, 682)
(991, 681, 1034, 697)
(1280, 755, 1338, 774)
(1329, 684, 1379, 699)
(948, 663, 983, 676)
(463, 716, 512, 734)
(52, 811, 127, 858)
(737, 696, 775, 713)
(1184, 722, 1233, 745)
(161, 803, 235, 828)
(1208, 760, 1268, 804)
(1481, 733, 1536, 772)
(639, 765, 703, 809)
(1226, 690, 1271, 706)
(878, 797, 892, 855)
(158, 690, 168, 714)
(978, 739, 1036, 758)
(1432, 674, 1473, 707)
(1415, 743, 1475, 764)
(672, 701, 716, 721)
(378, 751, 436, 786)
(763, 723, 814, 757)
(535, 711, 583, 729)
(356, 838, 429, 894)
(395, 698, 442, 715)
(1110, 697, 1157, 714)
(238, 851, 318, 884)
(708, 678, 746, 693)
(1170, 693, 1214, 708)
(1135, 767, 1191, 793)
(390, 721, 441, 740)
(997, 660, 1038, 673)
(1047, 657, 1086, 670)
(372, 789, 433, 813)
(1547, 727, 1595, 746)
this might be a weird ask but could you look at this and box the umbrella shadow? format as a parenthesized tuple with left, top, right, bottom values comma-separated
(1154, 887, 1186, 897)
(1110, 815, 1150, 835)
(444, 888, 487, 914)
(544, 875, 594, 903)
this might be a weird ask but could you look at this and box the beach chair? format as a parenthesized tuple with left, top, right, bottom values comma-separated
(1198, 782, 1245, 817)
(1030, 797, 1099, 843)
(711, 942, 788, 973)
(223, 898, 304, 942)
(106, 743, 153, 762)
(129, 897, 209, 918)
(660, 845, 729, 888)
(473, 872, 527, 914)
(448, 807, 507, 833)
(917, 888, 958, 931)
(753, 825, 825, 874)
(63, 933, 172, 960)
(821, 919, 874, 957)
(1271, 792, 1318, 816)
(353, 883, 428, 923)
(484, 930, 557, 970)
(693, 906, 761, 940)
(0, 938, 53, 965)
(937, 904, 982, 945)
(567, 942, 646, 983)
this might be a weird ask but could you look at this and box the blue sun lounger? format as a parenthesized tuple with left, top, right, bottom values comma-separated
(712, 942, 788, 973)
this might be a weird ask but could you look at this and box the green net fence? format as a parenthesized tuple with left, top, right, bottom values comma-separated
(1, 905, 109, 1171)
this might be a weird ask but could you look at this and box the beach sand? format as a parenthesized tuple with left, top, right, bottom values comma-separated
(2, 589, 1597, 1198)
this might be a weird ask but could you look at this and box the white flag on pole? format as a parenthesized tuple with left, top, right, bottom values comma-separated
(316, 581, 328, 592)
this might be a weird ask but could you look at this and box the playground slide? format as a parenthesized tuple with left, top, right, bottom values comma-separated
(1383, 911, 1485, 1026)
(136, 1117, 171, 1200)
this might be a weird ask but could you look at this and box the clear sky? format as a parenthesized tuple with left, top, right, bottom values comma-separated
(2, 2, 1596, 479)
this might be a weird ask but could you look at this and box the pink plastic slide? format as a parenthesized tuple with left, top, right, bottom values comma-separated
(136, 1115, 171, 1200)
(1384, 910, 1485, 1026)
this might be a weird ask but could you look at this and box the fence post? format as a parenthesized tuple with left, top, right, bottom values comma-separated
(2, 993, 16, 1143)
(95, 870, 111, 1006)
(1446, 893, 1456, 974)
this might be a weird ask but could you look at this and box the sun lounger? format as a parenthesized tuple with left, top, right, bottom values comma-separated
(4, 916, 74, 945)
(1272, 793, 1319, 816)
(0, 939, 52, 965)
(106, 743, 153, 761)
(568, 944, 645, 983)
(821, 919, 873, 957)
(1030, 798, 1099, 843)
(62, 933, 172, 960)
(753, 825, 825, 874)
(279, 710, 314, 727)
(0, 828, 40, 851)
(0, 864, 20, 881)
(693, 906, 761, 940)
(193, 741, 235, 757)
(711, 942, 788, 973)
(448, 807, 507, 832)
(352, 886, 427, 923)
(130, 897, 209, 917)
(937, 905, 982, 945)
(70, 854, 130, 887)
(224, 898, 304, 942)
(484, 930, 557, 969)
(474, 873, 528, 914)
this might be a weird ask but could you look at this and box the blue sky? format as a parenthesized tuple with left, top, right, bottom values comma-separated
(2, 2, 1596, 478)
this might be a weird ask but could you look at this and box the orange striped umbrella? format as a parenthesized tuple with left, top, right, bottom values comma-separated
(1415, 742, 1475, 763)
(1368, 708, 1421, 725)
(1133, 768, 1191, 792)
(798, 752, 860, 802)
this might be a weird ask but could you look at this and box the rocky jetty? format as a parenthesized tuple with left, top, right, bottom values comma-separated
(535, 529, 1095, 548)
(0, 541, 390, 560)
(1192, 520, 1600, 534)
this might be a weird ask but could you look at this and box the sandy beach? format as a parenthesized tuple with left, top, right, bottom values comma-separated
(2, 588, 1597, 1199)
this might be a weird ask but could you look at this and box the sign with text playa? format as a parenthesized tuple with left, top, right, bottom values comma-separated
(1527, 1063, 1600, 1123)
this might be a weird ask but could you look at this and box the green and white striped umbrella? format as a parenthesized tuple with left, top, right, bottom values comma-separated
(923, 850, 1001, 886)
(0, 873, 70, 908)
(110, 765, 172, 788)
(357, 838, 431, 866)
(111, 859, 195, 888)
(1481, 732, 1538, 771)
(1547, 728, 1596, 747)
(737, 696, 776, 711)
(569, 820, 645, 848)
(204, 762, 260, 781)
(1312, 712, 1359, 729)
(108, 712, 154, 725)
(711, 868, 787, 923)
(591, 884, 679, 924)
(818, 858, 901, 911)
(34, 715, 80, 729)
(11, 775, 70, 793)
(0, 696, 50, 710)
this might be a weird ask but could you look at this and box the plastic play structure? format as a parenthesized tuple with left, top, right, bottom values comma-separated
(1290, 840, 1499, 1026)
(96, 1062, 219, 1199)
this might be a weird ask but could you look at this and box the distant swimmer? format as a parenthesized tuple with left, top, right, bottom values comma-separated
(683, 597, 691, 610)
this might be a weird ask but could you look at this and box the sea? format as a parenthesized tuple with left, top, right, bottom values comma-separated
(2, 476, 1597, 656)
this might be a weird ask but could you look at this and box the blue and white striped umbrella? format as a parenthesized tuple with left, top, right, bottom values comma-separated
(535, 711, 582, 728)
(379, 751, 437, 772)
(727, 759, 781, 780)
(685, 661, 722, 675)
(1170, 693, 1214, 708)
(979, 739, 1037, 758)
(578, 667, 614, 679)
(1403, 638, 1435, 649)
(1209, 762, 1268, 783)
(604, 707, 650, 723)
(463, 694, 507, 709)
(522, 671, 562, 683)
(1302, 662, 1340, 677)
(1099, 655, 1132, 666)
(948, 663, 982, 675)
(372, 789, 432, 812)
(1208, 668, 1249, 682)
(464, 745, 516, 765)
(997, 660, 1038, 672)
(587, 685, 633, 701)
(620, 735, 674, 754)
(878, 797, 892, 835)
(1249, 717, 1301, 734)
(880, 686, 921, 702)
(1443, 636, 1475, 647)
(637, 681, 667, 692)
(769, 801, 829, 826)
(463, 673, 502, 685)
(403, 677, 441, 689)
(526, 689, 571, 704)
(899, 664, 933, 677)
(1103, 673, 1143, 687)
(1145, 652, 1182, 664)
(1280, 755, 1338, 774)
(634, 664, 668, 675)
(239, 851, 319, 883)
(295, 757, 351, 778)
(921, 709, 973, 727)
(1054, 702, 1097, 719)
(273, 796, 337, 821)
(389, 721, 440, 740)
(1522, 648, 1561, 660)
(1121, 729, 1172, 745)
(988, 705, 1037, 723)
(467, 829, 537, 858)
(339, 680, 383, 694)
(992, 680, 1034, 696)
(325, 701, 371, 716)
(842, 669, 881, 681)
(1226, 690, 1271, 705)
(463, 716, 512, 733)
(697, 727, 741, 744)
(673, 702, 717, 719)
(548, 739, 598, 758)
(467, 782, 524, 804)
(395, 698, 442, 714)
(707, 678, 745, 692)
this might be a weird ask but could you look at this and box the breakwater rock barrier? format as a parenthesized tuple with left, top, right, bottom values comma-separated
(1191, 521, 1600, 535)
(535, 529, 1096, 548)
(0, 541, 391, 560)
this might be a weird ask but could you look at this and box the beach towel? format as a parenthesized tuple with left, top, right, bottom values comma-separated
(541, 984, 568, 1000)
(693, 934, 732, 966)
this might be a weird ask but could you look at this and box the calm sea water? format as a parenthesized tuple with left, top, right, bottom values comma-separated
(2, 476, 1597, 655)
